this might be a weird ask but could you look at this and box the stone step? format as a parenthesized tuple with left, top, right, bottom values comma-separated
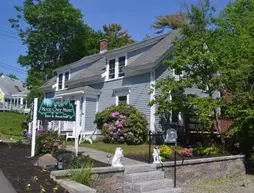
(144, 187, 183, 193)
(133, 179, 173, 193)
(125, 171, 165, 183)
(124, 164, 156, 174)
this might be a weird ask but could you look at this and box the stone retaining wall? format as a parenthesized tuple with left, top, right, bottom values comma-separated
(92, 167, 124, 193)
(51, 155, 246, 193)
(157, 155, 246, 184)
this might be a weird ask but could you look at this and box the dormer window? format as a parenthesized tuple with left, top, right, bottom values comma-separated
(107, 55, 127, 80)
(57, 71, 70, 90)
(118, 56, 125, 77)
(58, 73, 63, 90)
(109, 59, 116, 79)
(64, 71, 70, 88)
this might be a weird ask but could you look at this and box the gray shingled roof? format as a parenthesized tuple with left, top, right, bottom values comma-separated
(0, 76, 26, 97)
(125, 29, 181, 69)
(42, 30, 180, 89)
(67, 57, 106, 85)
(55, 32, 168, 73)
(40, 77, 57, 91)
(55, 86, 101, 98)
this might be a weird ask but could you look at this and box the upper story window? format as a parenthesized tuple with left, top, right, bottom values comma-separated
(109, 59, 116, 79)
(58, 71, 70, 90)
(118, 56, 125, 77)
(64, 71, 70, 88)
(58, 73, 63, 90)
(107, 55, 127, 80)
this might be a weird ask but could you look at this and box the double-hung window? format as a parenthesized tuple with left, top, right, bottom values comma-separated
(58, 73, 63, 90)
(109, 59, 116, 79)
(58, 71, 70, 90)
(108, 55, 126, 80)
(64, 71, 70, 88)
(118, 56, 125, 77)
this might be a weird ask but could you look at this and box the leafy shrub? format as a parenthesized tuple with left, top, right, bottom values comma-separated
(69, 154, 93, 187)
(159, 145, 173, 160)
(94, 103, 148, 145)
(180, 148, 193, 157)
(36, 130, 65, 156)
(193, 143, 226, 156)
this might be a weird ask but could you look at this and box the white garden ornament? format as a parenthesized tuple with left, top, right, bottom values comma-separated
(153, 146, 162, 164)
(112, 147, 124, 167)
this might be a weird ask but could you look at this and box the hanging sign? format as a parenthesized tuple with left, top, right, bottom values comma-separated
(37, 98, 76, 121)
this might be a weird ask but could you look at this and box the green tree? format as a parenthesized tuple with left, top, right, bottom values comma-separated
(103, 23, 135, 49)
(6, 74, 18, 80)
(149, 0, 225, 145)
(0, 72, 3, 77)
(151, 11, 188, 33)
(215, 0, 254, 154)
(9, 0, 103, 101)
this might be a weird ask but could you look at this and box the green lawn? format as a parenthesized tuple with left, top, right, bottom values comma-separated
(0, 111, 28, 136)
(67, 141, 150, 155)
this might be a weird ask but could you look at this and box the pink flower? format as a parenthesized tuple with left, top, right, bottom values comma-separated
(115, 112, 120, 115)
(124, 133, 128, 136)
(120, 115, 126, 119)
(53, 142, 58, 147)
(103, 123, 109, 127)
(118, 124, 123, 127)
(110, 132, 113, 135)
(113, 133, 117, 136)
(128, 132, 134, 136)
(115, 120, 120, 126)
(118, 128, 121, 132)
(120, 136, 124, 140)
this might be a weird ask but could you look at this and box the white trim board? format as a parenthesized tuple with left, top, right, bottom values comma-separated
(150, 71, 156, 132)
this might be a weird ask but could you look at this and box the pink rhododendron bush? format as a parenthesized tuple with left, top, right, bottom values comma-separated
(36, 130, 65, 156)
(94, 103, 148, 145)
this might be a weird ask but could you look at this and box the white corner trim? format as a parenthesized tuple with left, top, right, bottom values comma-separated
(82, 96, 86, 131)
(150, 71, 156, 132)
(96, 96, 99, 113)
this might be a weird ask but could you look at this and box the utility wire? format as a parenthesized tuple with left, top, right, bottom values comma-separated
(0, 62, 27, 74)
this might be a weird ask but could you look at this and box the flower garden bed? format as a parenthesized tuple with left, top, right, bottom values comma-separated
(0, 142, 107, 193)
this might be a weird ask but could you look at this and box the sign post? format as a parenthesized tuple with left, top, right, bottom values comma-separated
(31, 98, 38, 157)
(75, 100, 81, 156)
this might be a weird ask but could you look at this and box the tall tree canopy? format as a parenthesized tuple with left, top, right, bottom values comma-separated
(149, 0, 226, 144)
(103, 23, 135, 49)
(214, 0, 254, 154)
(0, 72, 3, 77)
(9, 0, 103, 101)
(151, 11, 188, 33)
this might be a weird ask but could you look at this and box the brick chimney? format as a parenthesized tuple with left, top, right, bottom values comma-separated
(100, 39, 108, 53)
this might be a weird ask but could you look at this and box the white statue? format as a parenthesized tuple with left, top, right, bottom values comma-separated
(112, 147, 124, 167)
(153, 146, 162, 164)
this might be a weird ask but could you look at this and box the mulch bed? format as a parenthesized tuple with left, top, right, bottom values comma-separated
(0, 142, 107, 193)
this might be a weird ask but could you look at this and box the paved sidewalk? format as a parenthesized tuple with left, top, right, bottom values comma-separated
(0, 169, 17, 193)
(66, 145, 143, 166)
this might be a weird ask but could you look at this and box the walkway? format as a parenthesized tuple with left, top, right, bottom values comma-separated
(0, 169, 17, 193)
(66, 145, 143, 166)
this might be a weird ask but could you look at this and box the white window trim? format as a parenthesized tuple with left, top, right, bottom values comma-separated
(106, 54, 127, 81)
(113, 86, 131, 105)
(173, 69, 184, 81)
(57, 70, 70, 91)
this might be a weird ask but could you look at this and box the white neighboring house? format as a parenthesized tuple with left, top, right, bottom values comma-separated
(0, 75, 29, 113)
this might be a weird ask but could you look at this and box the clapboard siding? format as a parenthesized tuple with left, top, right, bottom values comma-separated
(90, 73, 151, 129)
(155, 62, 174, 131)
(85, 97, 97, 132)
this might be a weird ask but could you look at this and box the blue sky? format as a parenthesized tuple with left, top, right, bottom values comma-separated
(0, 0, 231, 81)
